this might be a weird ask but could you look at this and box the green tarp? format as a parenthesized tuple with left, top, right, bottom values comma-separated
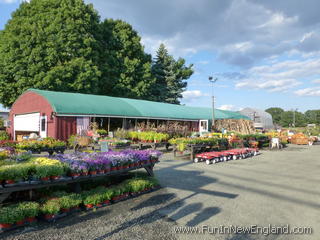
(27, 89, 250, 121)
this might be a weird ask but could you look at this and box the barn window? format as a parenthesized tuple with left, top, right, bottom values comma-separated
(41, 118, 46, 131)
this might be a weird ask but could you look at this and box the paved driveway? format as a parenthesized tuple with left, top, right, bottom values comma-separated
(154, 144, 320, 240)
(2, 145, 319, 240)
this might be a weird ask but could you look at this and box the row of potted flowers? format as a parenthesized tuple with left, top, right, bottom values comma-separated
(0, 150, 162, 187)
(16, 138, 66, 154)
(51, 150, 162, 178)
(0, 176, 159, 231)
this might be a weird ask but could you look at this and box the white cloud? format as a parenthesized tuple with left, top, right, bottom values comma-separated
(294, 87, 320, 96)
(182, 90, 208, 101)
(233, 58, 320, 92)
(236, 79, 301, 92)
(218, 104, 239, 111)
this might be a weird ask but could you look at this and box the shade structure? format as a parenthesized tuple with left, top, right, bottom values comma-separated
(25, 89, 250, 121)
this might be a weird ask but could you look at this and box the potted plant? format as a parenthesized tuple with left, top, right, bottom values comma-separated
(34, 165, 51, 182)
(18, 202, 39, 223)
(49, 165, 65, 180)
(101, 189, 113, 206)
(0, 164, 28, 186)
(82, 192, 103, 209)
(0, 207, 15, 230)
(40, 199, 61, 220)
(58, 195, 74, 213)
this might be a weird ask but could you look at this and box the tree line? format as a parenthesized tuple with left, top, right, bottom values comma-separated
(265, 108, 320, 127)
(0, 0, 193, 107)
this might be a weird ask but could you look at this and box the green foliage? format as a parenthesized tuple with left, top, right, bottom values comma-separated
(16, 138, 66, 152)
(151, 43, 193, 104)
(97, 129, 108, 136)
(68, 135, 78, 147)
(98, 19, 155, 100)
(0, 131, 9, 141)
(265, 107, 284, 125)
(0, 1, 194, 106)
(128, 131, 169, 142)
(17, 202, 40, 218)
(305, 110, 320, 124)
(58, 193, 82, 209)
(82, 189, 104, 205)
(0, 207, 18, 224)
(40, 199, 60, 215)
(34, 164, 64, 178)
(0, 0, 102, 107)
(168, 137, 224, 151)
(265, 107, 318, 127)
(114, 128, 129, 139)
(0, 163, 31, 181)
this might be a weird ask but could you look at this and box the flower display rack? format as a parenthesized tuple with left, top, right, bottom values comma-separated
(0, 161, 159, 203)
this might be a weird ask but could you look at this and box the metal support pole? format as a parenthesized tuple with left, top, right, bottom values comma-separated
(209, 77, 218, 130)
(212, 95, 215, 129)
(107, 117, 110, 133)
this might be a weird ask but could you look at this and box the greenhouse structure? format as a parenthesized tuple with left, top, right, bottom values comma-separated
(239, 108, 274, 129)
(7, 89, 250, 140)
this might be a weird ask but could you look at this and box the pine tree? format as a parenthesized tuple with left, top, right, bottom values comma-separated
(151, 44, 193, 104)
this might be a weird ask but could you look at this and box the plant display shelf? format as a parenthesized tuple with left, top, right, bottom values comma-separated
(173, 144, 226, 161)
(0, 161, 158, 203)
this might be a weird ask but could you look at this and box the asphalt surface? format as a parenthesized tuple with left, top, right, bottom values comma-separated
(156, 144, 320, 240)
(2, 144, 320, 240)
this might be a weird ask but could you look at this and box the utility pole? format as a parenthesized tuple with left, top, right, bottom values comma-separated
(209, 76, 218, 130)
(292, 108, 298, 127)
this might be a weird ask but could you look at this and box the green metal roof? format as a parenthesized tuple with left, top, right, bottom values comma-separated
(27, 89, 250, 121)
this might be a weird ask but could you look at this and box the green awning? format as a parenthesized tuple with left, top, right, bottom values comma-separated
(27, 89, 250, 121)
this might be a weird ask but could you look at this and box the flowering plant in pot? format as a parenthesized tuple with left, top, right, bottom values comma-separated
(40, 199, 61, 220)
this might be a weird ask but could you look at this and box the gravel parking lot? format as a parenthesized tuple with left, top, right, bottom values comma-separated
(2, 144, 320, 240)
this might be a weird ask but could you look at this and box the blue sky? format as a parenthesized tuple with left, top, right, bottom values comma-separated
(1, 0, 320, 112)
